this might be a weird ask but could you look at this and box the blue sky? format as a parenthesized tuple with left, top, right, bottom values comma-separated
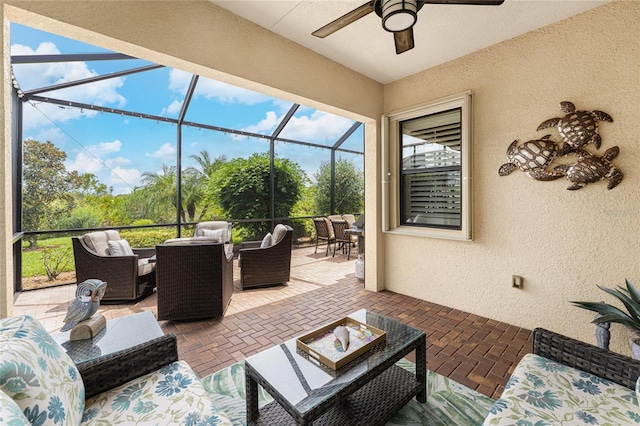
(11, 23, 364, 195)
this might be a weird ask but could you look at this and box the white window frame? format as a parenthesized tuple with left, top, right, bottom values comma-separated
(382, 91, 473, 241)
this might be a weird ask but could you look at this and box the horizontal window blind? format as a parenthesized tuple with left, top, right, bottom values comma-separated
(401, 108, 462, 229)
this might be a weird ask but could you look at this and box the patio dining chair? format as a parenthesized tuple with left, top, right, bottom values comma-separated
(312, 217, 335, 256)
(330, 219, 353, 260)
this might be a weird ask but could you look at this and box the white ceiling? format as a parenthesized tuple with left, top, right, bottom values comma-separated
(209, 0, 609, 84)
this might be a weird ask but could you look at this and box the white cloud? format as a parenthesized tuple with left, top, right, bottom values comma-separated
(168, 68, 272, 105)
(146, 143, 175, 161)
(13, 42, 126, 129)
(108, 167, 142, 195)
(160, 99, 183, 116)
(88, 140, 122, 156)
(66, 153, 103, 174)
(65, 140, 123, 174)
(105, 157, 132, 168)
(242, 111, 279, 134)
(248, 110, 355, 144)
(28, 126, 66, 145)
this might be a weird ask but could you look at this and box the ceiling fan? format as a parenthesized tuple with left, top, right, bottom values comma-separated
(312, 0, 505, 55)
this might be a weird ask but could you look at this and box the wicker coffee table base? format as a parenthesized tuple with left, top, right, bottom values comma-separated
(249, 365, 420, 425)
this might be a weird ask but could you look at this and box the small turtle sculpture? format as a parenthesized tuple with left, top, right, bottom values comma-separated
(498, 135, 564, 181)
(537, 101, 613, 154)
(553, 146, 623, 190)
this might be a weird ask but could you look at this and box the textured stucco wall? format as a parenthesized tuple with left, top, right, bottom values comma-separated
(383, 0, 640, 354)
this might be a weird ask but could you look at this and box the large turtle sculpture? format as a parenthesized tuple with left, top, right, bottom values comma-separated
(537, 101, 613, 154)
(498, 135, 564, 181)
(553, 146, 623, 190)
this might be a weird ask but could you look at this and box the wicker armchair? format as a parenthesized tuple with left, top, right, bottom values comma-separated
(312, 217, 335, 256)
(239, 224, 293, 289)
(155, 241, 234, 321)
(72, 230, 156, 303)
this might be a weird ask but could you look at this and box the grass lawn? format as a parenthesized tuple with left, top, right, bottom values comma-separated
(22, 236, 75, 278)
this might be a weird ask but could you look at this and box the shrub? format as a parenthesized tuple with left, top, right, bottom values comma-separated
(42, 247, 73, 281)
(120, 229, 177, 247)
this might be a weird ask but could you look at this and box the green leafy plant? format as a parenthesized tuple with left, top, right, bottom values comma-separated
(571, 279, 640, 333)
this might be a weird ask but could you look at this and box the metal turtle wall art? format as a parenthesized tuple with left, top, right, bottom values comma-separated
(553, 146, 623, 190)
(500, 100, 623, 191)
(498, 135, 564, 181)
(537, 101, 613, 154)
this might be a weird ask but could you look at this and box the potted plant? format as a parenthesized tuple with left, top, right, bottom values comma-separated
(571, 279, 640, 359)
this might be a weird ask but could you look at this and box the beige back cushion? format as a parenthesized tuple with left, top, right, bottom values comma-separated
(83, 230, 122, 256)
(195, 221, 231, 242)
(343, 214, 356, 226)
(324, 218, 335, 239)
(271, 224, 288, 246)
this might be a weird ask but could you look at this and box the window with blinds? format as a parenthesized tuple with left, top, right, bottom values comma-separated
(400, 108, 463, 229)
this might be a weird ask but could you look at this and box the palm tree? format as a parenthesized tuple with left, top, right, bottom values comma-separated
(140, 164, 177, 222)
(187, 150, 227, 180)
(184, 150, 227, 221)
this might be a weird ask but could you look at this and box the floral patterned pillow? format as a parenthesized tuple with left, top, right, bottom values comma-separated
(0, 315, 85, 425)
(0, 389, 30, 425)
(484, 353, 640, 425)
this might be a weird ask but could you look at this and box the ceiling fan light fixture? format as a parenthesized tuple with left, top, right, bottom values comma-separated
(381, 0, 418, 33)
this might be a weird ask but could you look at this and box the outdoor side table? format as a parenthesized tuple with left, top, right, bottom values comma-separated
(245, 309, 426, 425)
(51, 310, 163, 365)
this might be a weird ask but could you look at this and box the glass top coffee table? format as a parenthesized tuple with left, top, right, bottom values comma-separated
(51, 311, 163, 365)
(245, 309, 426, 425)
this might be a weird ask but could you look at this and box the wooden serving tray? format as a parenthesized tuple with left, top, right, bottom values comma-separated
(296, 317, 386, 370)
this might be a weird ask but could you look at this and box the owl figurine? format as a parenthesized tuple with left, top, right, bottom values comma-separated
(61, 279, 107, 332)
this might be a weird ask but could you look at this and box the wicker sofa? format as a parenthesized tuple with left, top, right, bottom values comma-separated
(72, 230, 156, 302)
(0, 315, 232, 425)
(483, 327, 640, 424)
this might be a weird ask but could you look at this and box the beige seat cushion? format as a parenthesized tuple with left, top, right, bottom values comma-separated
(163, 237, 221, 246)
(138, 258, 156, 276)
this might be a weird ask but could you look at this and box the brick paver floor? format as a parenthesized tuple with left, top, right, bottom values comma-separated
(14, 245, 532, 399)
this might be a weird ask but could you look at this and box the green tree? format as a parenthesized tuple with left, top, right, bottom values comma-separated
(56, 205, 102, 230)
(209, 152, 306, 238)
(314, 157, 364, 215)
(23, 139, 82, 247)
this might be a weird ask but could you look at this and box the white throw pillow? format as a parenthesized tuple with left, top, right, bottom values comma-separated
(108, 239, 134, 256)
(260, 233, 272, 248)
(201, 228, 224, 242)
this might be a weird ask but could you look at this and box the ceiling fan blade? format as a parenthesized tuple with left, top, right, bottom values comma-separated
(312, 1, 375, 38)
(394, 28, 415, 54)
(422, 0, 504, 4)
